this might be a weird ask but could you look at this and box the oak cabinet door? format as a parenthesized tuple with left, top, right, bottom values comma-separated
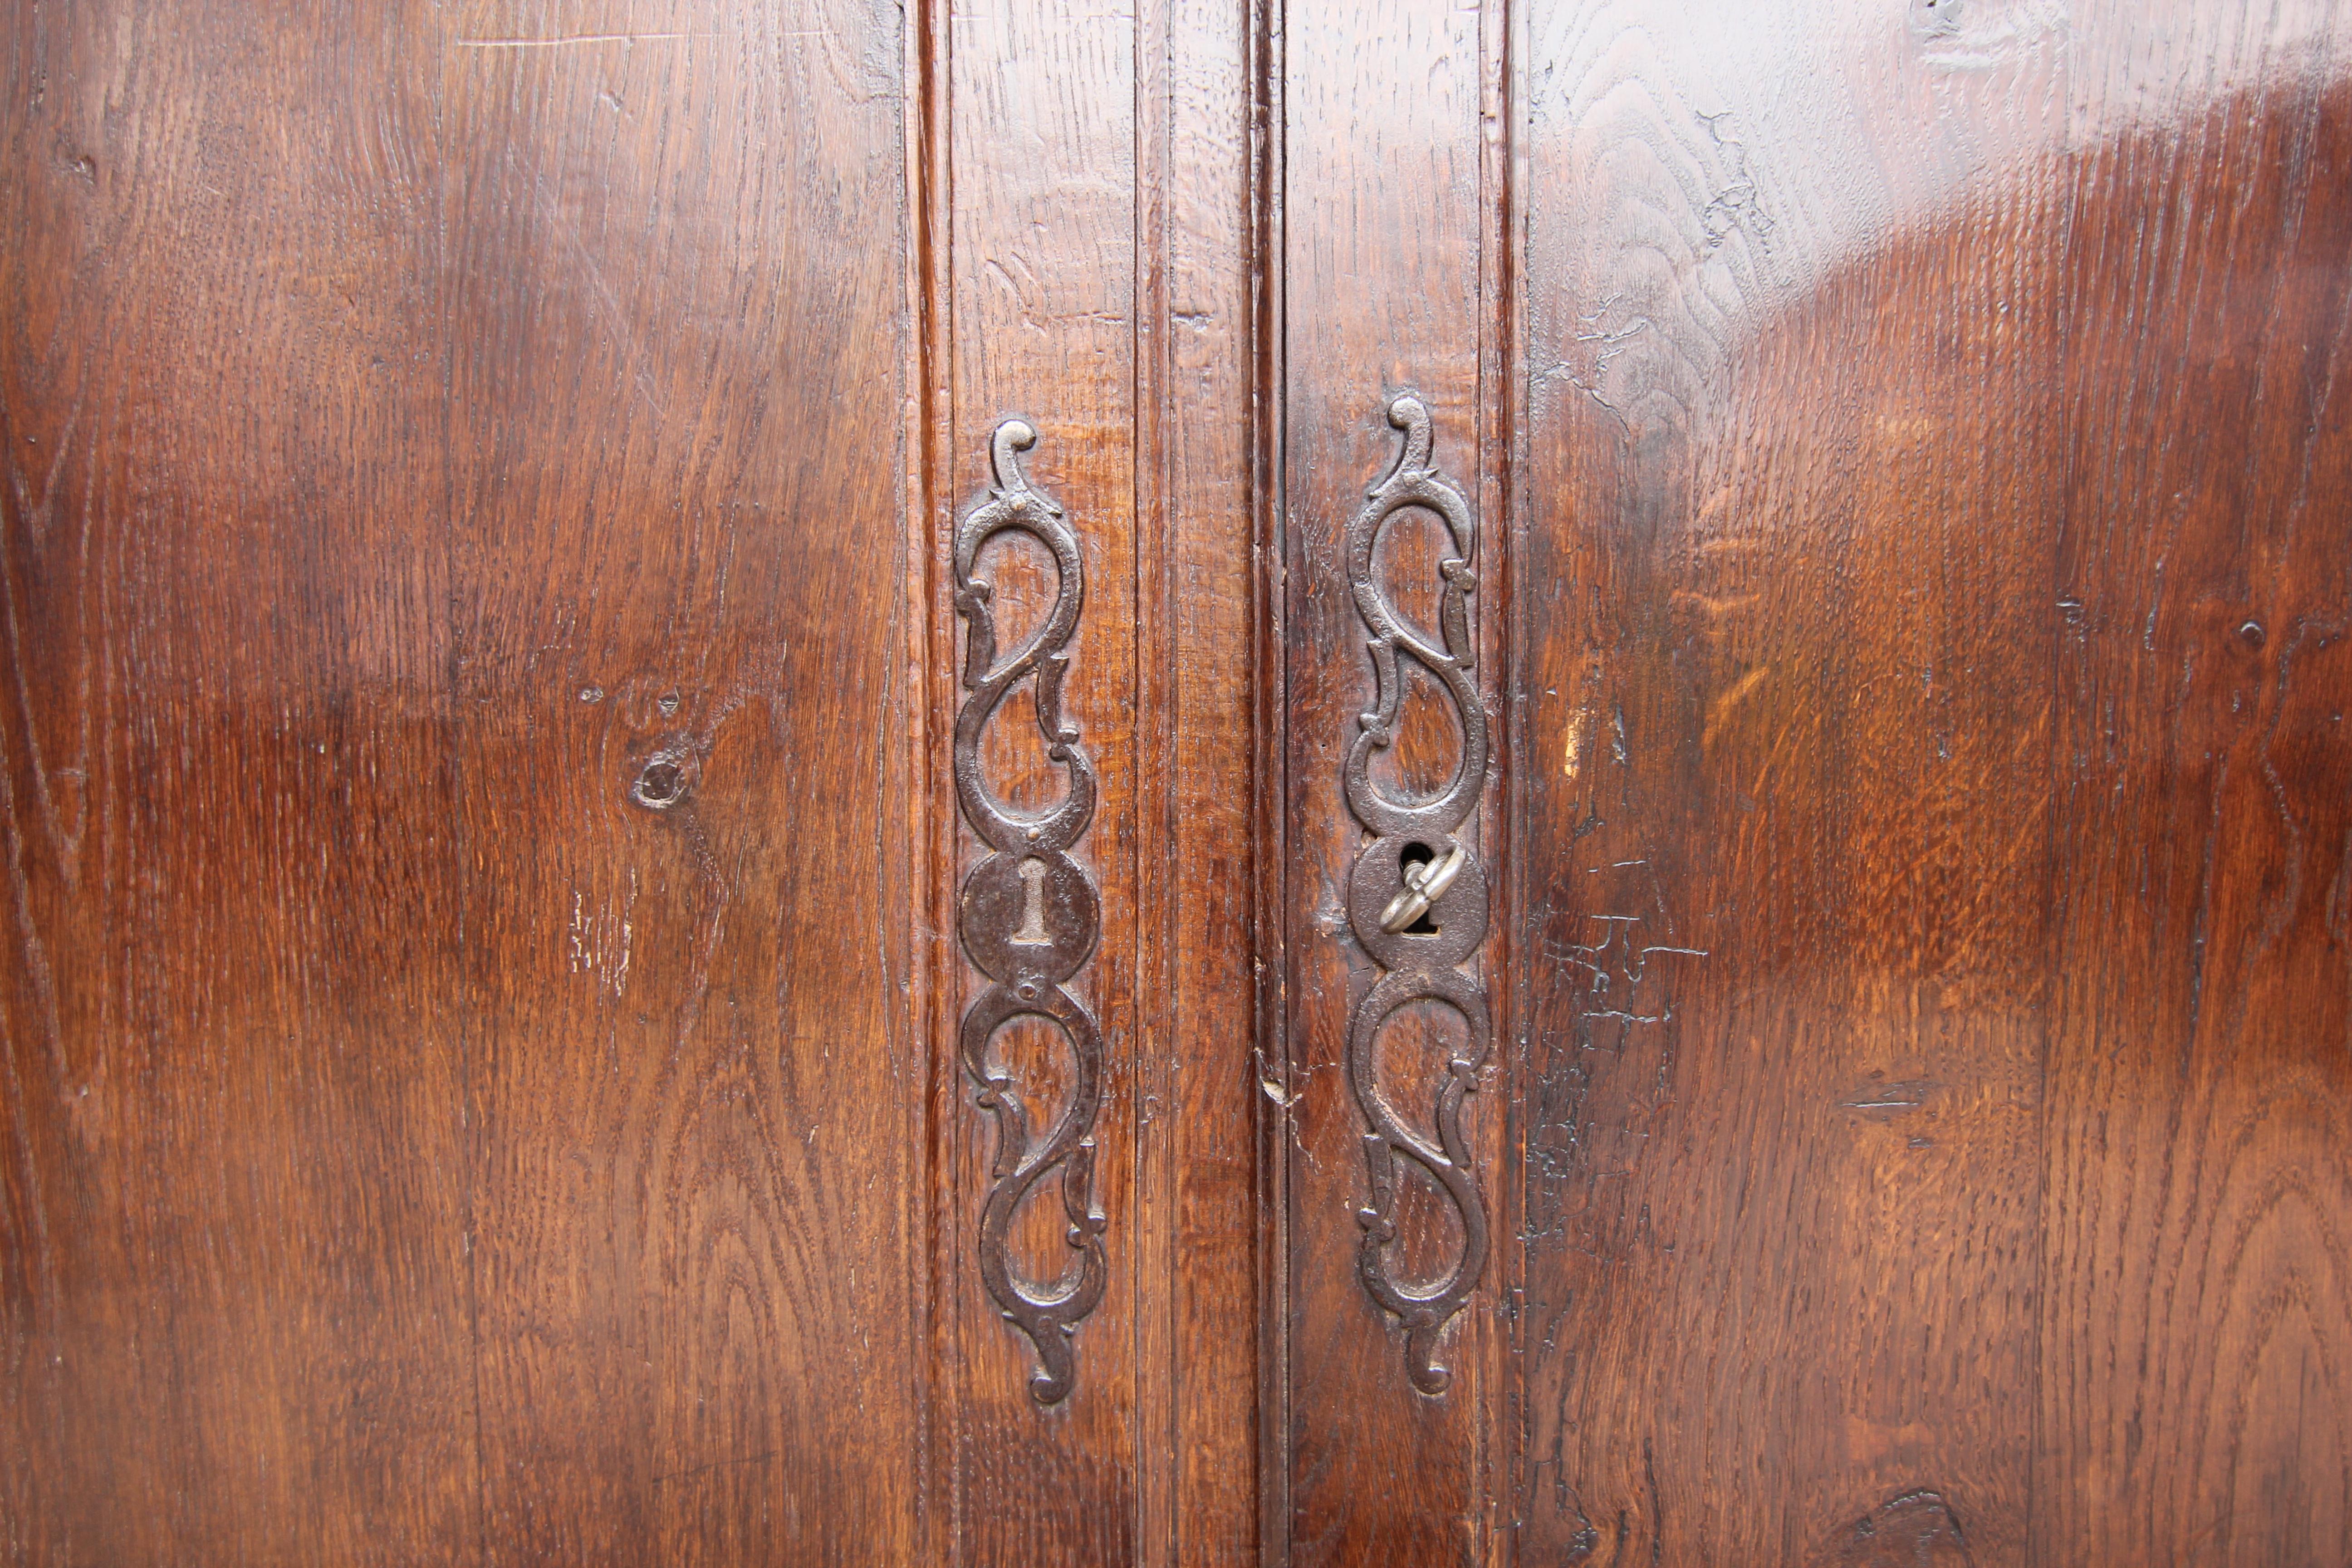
(8, 2, 2352, 1565)
(1273, 4, 2352, 1564)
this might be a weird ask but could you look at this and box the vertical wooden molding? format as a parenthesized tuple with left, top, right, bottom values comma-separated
(938, 0, 1142, 1554)
(1132, 0, 1179, 1549)
(1280, 0, 1488, 1548)
(1145, 0, 1273, 1556)
(905, 0, 956, 1551)
(1249, 0, 1292, 1558)
(1480, 0, 1522, 1552)
(907, 0, 1284, 1551)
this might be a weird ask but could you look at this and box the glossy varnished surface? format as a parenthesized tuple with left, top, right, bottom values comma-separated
(919, 0, 1262, 1558)
(1, 0, 921, 1560)
(4, 0, 1262, 1561)
(1511, 2, 2352, 1563)
(2, 5, 476, 1558)
(1276, 0, 1504, 1558)
(935, 0, 1144, 1554)
(6, 0, 2351, 1562)
(2045, 11, 2352, 1557)
(444, 4, 919, 1560)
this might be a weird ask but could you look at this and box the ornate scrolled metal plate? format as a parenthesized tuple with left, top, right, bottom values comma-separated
(951, 418, 1107, 1406)
(1341, 394, 1493, 1395)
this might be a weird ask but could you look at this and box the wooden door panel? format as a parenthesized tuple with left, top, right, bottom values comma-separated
(2044, 10, 2352, 1558)
(441, 2, 919, 1562)
(8, 1, 2352, 1563)
(1277, 0, 1506, 1559)
(3, 0, 928, 1560)
(936, 1, 1144, 1554)
(1512, 1, 2068, 1558)
(6, 0, 1271, 1558)
(1, 4, 474, 1561)
(916, 0, 1262, 1559)
(1504, 3, 2352, 1563)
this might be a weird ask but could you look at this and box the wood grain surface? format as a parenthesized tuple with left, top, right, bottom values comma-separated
(441, 2, 918, 1563)
(2042, 8, 2352, 1560)
(922, 0, 1264, 1555)
(1509, 1, 2352, 1564)
(1276, 0, 1506, 1562)
(7, 0, 2351, 1563)
(935, 0, 1144, 1557)
(1515, 0, 2065, 1558)
(3, 4, 476, 1560)
(1143, 0, 1265, 1560)
(1, 0, 927, 1560)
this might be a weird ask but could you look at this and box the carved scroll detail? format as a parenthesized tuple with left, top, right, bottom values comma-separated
(951, 419, 1106, 1406)
(1342, 394, 1492, 1395)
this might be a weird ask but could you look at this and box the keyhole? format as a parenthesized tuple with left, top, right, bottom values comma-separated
(1011, 857, 1052, 945)
(1397, 842, 1441, 934)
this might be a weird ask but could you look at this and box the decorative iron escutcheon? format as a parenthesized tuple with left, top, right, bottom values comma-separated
(951, 418, 1107, 1406)
(1342, 394, 1493, 1396)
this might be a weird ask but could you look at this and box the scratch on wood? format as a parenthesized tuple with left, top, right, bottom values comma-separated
(1838, 1080, 1946, 1122)
(1544, 294, 1649, 424)
(1695, 111, 1773, 251)
(1704, 666, 1770, 750)
(453, 33, 710, 49)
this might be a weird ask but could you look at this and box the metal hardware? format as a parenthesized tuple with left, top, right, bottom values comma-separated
(951, 418, 1107, 1406)
(1379, 844, 1469, 932)
(1340, 393, 1493, 1396)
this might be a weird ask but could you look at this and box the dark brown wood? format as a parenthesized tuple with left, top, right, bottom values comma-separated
(1, 4, 476, 1561)
(2, 0, 931, 1559)
(9, 2, 2352, 1563)
(1146, 0, 1266, 1559)
(931, 1, 1142, 1558)
(2042, 11, 2352, 1559)
(1248, 4, 1293, 1559)
(920, 0, 1263, 1559)
(1276, 1, 1504, 1560)
(1504, 4, 2352, 1566)
(441, 4, 924, 1560)
(1513, 3, 2065, 1558)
